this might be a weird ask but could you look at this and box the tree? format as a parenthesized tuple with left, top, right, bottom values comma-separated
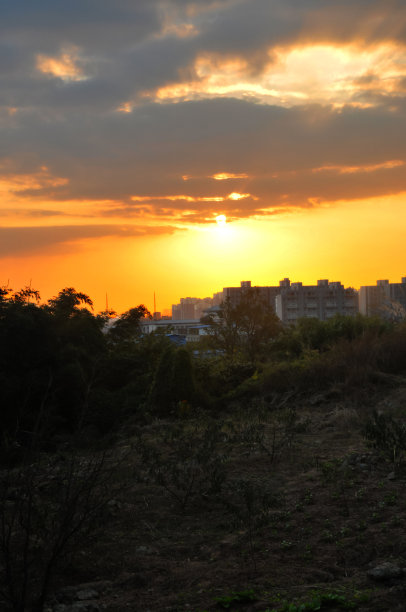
(202, 289, 282, 362)
(47, 287, 93, 318)
(11, 286, 40, 305)
(108, 305, 151, 343)
(201, 300, 240, 359)
(148, 347, 196, 415)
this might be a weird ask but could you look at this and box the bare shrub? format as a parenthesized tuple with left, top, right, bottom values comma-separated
(230, 404, 305, 466)
(138, 420, 229, 511)
(0, 451, 122, 611)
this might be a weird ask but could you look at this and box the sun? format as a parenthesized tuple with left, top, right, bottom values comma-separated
(215, 214, 227, 226)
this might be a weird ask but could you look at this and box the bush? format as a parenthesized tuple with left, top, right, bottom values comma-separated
(364, 410, 406, 465)
(0, 450, 123, 611)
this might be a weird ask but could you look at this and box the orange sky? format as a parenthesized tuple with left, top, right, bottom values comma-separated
(1, 1, 406, 313)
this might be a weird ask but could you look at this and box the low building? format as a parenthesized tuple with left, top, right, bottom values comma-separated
(139, 318, 209, 343)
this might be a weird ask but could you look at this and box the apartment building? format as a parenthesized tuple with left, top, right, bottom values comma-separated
(171, 294, 222, 320)
(275, 279, 358, 324)
(223, 280, 281, 310)
(359, 277, 406, 317)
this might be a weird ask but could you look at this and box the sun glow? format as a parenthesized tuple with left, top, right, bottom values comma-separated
(215, 214, 227, 226)
(212, 172, 249, 180)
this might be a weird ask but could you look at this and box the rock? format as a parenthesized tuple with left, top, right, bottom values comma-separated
(387, 472, 396, 480)
(367, 562, 404, 581)
(49, 581, 111, 611)
(106, 499, 122, 516)
(135, 545, 155, 554)
(76, 589, 99, 601)
(52, 604, 101, 612)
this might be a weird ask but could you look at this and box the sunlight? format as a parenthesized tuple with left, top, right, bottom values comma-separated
(212, 172, 249, 180)
(215, 214, 227, 226)
(143, 42, 406, 108)
(36, 47, 87, 82)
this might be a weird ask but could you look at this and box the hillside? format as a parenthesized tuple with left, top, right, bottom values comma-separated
(35, 380, 406, 611)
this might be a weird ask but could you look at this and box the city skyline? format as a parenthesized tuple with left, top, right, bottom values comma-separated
(1, 1, 406, 313)
(171, 274, 406, 319)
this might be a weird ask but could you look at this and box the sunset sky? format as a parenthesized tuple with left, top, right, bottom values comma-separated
(1, 0, 406, 313)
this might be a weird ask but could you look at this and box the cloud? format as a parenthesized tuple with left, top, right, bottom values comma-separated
(2, 97, 405, 213)
(36, 46, 87, 82)
(2, 0, 406, 115)
(0, 224, 180, 257)
(0, 0, 405, 238)
(0, 208, 65, 218)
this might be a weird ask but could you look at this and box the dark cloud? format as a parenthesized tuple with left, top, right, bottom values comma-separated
(2, 98, 405, 213)
(0, 0, 406, 249)
(0, 209, 65, 218)
(0, 1, 161, 53)
(0, 224, 180, 257)
(1, 0, 405, 113)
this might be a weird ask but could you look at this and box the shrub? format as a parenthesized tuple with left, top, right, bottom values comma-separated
(0, 450, 123, 611)
(138, 420, 228, 511)
(364, 410, 406, 465)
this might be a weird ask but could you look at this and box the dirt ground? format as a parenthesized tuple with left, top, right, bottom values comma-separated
(49, 380, 406, 612)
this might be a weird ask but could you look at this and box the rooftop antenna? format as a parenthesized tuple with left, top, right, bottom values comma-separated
(154, 291, 156, 313)
(106, 292, 109, 312)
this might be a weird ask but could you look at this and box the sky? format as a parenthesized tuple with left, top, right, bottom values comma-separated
(1, 0, 406, 314)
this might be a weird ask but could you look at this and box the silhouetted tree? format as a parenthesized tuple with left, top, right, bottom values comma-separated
(11, 286, 41, 305)
(202, 289, 281, 361)
(47, 287, 93, 318)
(108, 305, 151, 342)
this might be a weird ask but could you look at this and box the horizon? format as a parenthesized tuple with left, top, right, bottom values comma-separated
(3, 272, 406, 317)
(2, 1, 406, 314)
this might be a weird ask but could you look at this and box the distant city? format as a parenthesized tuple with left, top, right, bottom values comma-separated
(142, 277, 406, 343)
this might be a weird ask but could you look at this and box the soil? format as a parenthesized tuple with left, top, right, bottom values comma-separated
(50, 379, 406, 611)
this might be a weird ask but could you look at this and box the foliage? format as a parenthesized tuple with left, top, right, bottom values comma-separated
(223, 478, 277, 572)
(0, 450, 123, 611)
(1, 281, 406, 464)
(215, 588, 257, 608)
(230, 405, 303, 466)
(138, 420, 228, 511)
(107, 304, 151, 343)
(47, 287, 93, 318)
(192, 355, 257, 405)
(268, 589, 364, 611)
(201, 289, 281, 361)
(148, 346, 197, 414)
(364, 410, 406, 465)
(0, 286, 156, 460)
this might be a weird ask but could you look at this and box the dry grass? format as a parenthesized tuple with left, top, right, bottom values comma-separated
(30, 380, 406, 612)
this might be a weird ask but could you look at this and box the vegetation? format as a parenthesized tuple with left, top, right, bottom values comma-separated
(1, 283, 406, 609)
